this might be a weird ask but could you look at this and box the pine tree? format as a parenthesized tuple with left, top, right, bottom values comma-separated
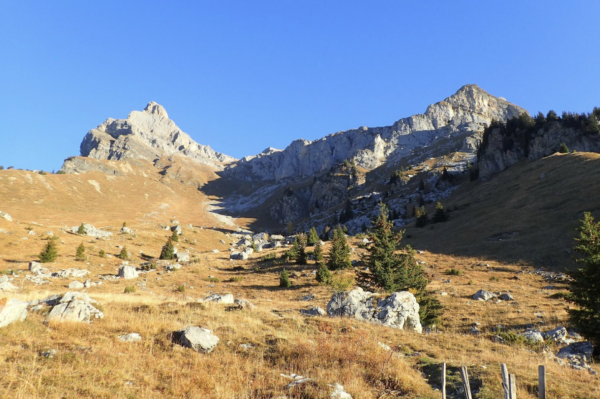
(415, 206, 429, 227)
(122, 221, 127, 228)
(316, 263, 332, 284)
(117, 246, 129, 260)
(75, 242, 86, 261)
(360, 202, 442, 326)
(568, 212, 600, 348)
(279, 269, 291, 288)
(432, 201, 449, 223)
(327, 225, 352, 270)
(160, 238, 175, 260)
(307, 227, 319, 246)
(587, 114, 600, 134)
(313, 240, 324, 264)
(39, 240, 58, 263)
(172, 229, 179, 243)
(294, 233, 308, 265)
(77, 223, 86, 235)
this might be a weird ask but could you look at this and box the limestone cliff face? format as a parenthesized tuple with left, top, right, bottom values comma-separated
(227, 85, 526, 182)
(478, 122, 600, 179)
(77, 102, 235, 170)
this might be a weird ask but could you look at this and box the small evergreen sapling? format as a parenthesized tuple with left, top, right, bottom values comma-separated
(77, 223, 86, 235)
(415, 206, 429, 228)
(316, 263, 332, 284)
(279, 269, 291, 288)
(313, 240, 324, 264)
(99, 249, 106, 258)
(75, 242, 86, 261)
(39, 240, 58, 263)
(160, 237, 175, 260)
(171, 229, 179, 243)
(294, 233, 308, 265)
(432, 201, 449, 223)
(307, 227, 319, 246)
(117, 246, 130, 260)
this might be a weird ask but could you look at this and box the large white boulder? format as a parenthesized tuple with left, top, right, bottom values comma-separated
(46, 292, 104, 323)
(176, 326, 219, 353)
(70, 223, 112, 238)
(0, 281, 18, 292)
(473, 289, 495, 301)
(327, 288, 422, 333)
(118, 265, 139, 279)
(204, 294, 234, 304)
(0, 298, 28, 328)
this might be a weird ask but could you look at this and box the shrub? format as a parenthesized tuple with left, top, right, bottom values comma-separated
(117, 246, 130, 260)
(176, 285, 186, 293)
(171, 230, 179, 243)
(122, 221, 127, 228)
(99, 249, 106, 258)
(204, 277, 220, 283)
(229, 276, 244, 283)
(124, 286, 136, 294)
(260, 253, 276, 262)
(75, 242, 86, 261)
(415, 206, 429, 228)
(160, 237, 175, 260)
(329, 273, 354, 293)
(489, 276, 500, 282)
(558, 143, 570, 154)
(77, 223, 86, 235)
(39, 240, 58, 263)
(279, 269, 291, 288)
(445, 268, 462, 276)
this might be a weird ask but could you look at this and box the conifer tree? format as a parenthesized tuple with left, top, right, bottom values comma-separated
(432, 201, 449, 223)
(587, 114, 600, 134)
(313, 240, 324, 264)
(415, 206, 429, 227)
(77, 223, 86, 235)
(279, 269, 291, 288)
(172, 229, 179, 243)
(327, 225, 352, 270)
(559, 143, 570, 154)
(39, 240, 58, 263)
(307, 227, 319, 246)
(316, 262, 332, 284)
(294, 233, 308, 265)
(75, 242, 86, 261)
(160, 238, 175, 260)
(117, 246, 129, 260)
(568, 212, 600, 348)
(361, 203, 442, 326)
(122, 221, 127, 228)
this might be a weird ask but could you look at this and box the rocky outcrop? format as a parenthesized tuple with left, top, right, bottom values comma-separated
(478, 120, 600, 180)
(0, 298, 28, 328)
(73, 102, 235, 171)
(46, 292, 104, 323)
(174, 326, 219, 353)
(227, 85, 525, 182)
(327, 288, 422, 333)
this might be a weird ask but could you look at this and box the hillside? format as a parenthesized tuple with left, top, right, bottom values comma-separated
(403, 152, 600, 269)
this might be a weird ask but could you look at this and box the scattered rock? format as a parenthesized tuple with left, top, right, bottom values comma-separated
(327, 288, 422, 333)
(301, 294, 315, 301)
(473, 289, 495, 301)
(544, 326, 567, 342)
(171, 225, 182, 235)
(52, 269, 90, 279)
(557, 341, 594, 359)
(300, 307, 326, 317)
(233, 299, 255, 310)
(330, 383, 352, 399)
(0, 281, 18, 292)
(0, 298, 28, 328)
(46, 291, 104, 323)
(70, 223, 112, 238)
(41, 349, 56, 358)
(175, 326, 219, 353)
(205, 293, 234, 304)
(519, 330, 544, 343)
(118, 265, 139, 279)
(118, 333, 142, 342)
(0, 211, 12, 221)
(281, 373, 313, 389)
(498, 293, 514, 301)
(176, 252, 190, 262)
(121, 227, 132, 234)
(68, 281, 84, 289)
(230, 252, 249, 260)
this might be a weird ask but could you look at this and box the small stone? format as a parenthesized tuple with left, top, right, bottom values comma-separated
(118, 333, 142, 342)
(68, 281, 84, 289)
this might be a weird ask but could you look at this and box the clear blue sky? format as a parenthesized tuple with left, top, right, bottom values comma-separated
(1, 1, 599, 171)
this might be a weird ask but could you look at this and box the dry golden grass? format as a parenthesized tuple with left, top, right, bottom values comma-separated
(0, 155, 599, 398)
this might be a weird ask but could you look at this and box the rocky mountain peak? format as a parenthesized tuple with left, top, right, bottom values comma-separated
(66, 102, 236, 173)
(143, 101, 168, 118)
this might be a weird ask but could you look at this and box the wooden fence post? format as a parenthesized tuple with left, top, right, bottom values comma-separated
(501, 364, 510, 399)
(441, 363, 446, 399)
(538, 365, 546, 399)
(509, 373, 517, 399)
(459, 366, 473, 399)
